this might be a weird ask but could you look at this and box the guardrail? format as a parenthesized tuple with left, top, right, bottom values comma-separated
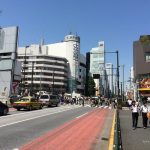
(113, 109, 122, 150)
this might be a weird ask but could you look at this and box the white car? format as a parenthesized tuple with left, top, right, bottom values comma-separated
(39, 94, 50, 106)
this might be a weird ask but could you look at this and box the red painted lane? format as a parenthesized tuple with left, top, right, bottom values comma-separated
(9, 108, 16, 111)
(21, 108, 109, 150)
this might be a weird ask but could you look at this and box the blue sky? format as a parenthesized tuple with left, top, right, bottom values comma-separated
(0, 0, 150, 81)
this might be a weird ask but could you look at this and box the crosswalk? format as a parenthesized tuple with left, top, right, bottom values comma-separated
(84, 104, 111, 109)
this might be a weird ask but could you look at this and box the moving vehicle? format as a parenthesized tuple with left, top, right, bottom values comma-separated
(39, 94, 50, 106)
(0, 101, 9, 116)
(13, 96, 43, 111)
(48, 95, 60, 107)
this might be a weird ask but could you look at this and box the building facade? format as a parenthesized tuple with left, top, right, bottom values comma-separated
(18, 33, 86, 95)
(17, 46, 68, 94)
(105, 63, 113, 96)
(90, 41, 105, 96)
(0, 26, 21, 100)
(133, 35, 150, 98)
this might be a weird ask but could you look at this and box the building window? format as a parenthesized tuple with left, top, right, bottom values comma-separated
(145, 52, 150, 62)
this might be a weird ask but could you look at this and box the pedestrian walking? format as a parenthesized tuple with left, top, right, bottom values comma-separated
(140, 101, 149, 129)
(127, 98, 132, 108)
(131, 101, 139, 130)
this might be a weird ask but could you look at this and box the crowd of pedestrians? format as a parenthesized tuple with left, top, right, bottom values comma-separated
(60, 95, 118, 109)
(128, 98, 150, 130)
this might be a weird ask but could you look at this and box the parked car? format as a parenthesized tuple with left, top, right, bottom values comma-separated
(39, 94, 50, 106)
(48, 95, 60, 107)
(13, 96, 43, 111)
(0, 101, 9, 116)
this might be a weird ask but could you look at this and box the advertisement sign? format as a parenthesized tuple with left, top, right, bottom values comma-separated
(139, 78, 150, 88)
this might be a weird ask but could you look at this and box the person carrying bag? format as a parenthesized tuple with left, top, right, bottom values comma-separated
(140, 101, 149, 129)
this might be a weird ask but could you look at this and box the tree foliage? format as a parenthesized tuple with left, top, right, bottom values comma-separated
(87, 76, 95, 96)
(140, 35, 150, 45)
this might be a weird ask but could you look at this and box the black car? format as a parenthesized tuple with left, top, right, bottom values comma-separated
(0, 101, 9, 116)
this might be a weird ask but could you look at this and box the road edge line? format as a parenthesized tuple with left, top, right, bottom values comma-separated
(108, 109, 116, 150)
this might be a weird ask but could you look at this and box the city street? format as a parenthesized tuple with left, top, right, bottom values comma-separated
(0, 105, 111, 150)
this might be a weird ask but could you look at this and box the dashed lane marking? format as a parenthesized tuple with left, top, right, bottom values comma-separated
(76, 112, 88, 119)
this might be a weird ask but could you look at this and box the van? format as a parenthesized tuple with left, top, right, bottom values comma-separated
(48, 95, 60, 107)
(39, 94, 50, 106)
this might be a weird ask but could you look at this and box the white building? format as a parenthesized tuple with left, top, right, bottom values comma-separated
(0, 26, 21, 101)
(90, 41, 105, 96)
(17, 33, 86, 95)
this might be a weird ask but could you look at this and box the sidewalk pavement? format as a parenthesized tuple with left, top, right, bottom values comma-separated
(120, 109, 150, 150)
(94, 109, 115, 150)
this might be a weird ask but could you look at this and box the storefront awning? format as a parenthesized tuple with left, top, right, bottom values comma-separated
(138, 88, 150, 91)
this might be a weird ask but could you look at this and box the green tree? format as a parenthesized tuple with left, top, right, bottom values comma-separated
(140, 35, 150, 45)
(87, 76, 95, 96)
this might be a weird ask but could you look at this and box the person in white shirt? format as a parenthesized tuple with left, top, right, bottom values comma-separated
(127, 99, 132, 108)
(131, 101, 139, 130)
(140, 101, 149, 129)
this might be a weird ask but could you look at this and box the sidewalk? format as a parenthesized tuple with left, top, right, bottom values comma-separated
(120, 109, 150, 150)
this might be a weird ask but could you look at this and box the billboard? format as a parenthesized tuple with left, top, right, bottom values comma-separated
(139, 78, 150, 88)
(0, 26, 18, 53)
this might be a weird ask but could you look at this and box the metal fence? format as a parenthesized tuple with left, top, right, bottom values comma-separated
(113, 109, 123, 150)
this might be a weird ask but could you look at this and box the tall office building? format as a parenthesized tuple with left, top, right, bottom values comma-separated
(90, 41, 105, 96)
(105, 63, 113, 94)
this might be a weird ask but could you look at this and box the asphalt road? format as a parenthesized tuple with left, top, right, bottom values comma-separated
(0, 105, 94, 150)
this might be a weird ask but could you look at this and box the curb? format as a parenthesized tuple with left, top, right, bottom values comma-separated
(108, 110, 116, 150)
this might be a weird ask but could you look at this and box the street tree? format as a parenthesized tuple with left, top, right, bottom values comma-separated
(87, 76, 95, 96)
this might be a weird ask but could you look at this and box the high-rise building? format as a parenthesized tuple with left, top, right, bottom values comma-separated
(90, 41, 105, 96)
(105, 63, 113, 94)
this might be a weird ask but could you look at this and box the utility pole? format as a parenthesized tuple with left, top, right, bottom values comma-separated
(23, 46, 29, 93)
(121, 82, 122, 98)
(40, 67, 42, 92)
(31, 61, 34, 96)
(116, 50, 120, 99)
(122, 65, 125, 101)
(52, 70, 54, 94)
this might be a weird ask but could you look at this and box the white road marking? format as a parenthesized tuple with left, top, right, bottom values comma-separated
(0, 107, 79, 128)
(76, 112, 88, 119)
(0, 105, 80, 119)
(104, 106, 108, 109)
